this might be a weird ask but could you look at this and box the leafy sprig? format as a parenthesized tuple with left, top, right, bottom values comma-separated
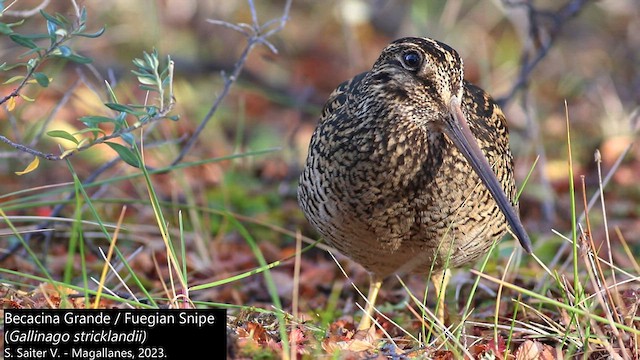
(47, 50, 176, 166)
(1, 8, 104, 108)
(0, 6, 176, 172)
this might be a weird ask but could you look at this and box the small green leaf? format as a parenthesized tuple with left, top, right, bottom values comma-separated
(137, 76, 157, 86)
(53, 52, 93, 64)
(144, 51, 159, 70)
(40, 10, 65, 27)
(33, 72, 49, 87)
(54, 13, 71, 27)
(106, 103, 144, 116)
(18, 93, 35, 102)
(52, 46, 92, 63)
(106, 103, 134, 113)
(132, 58, 147, 70)
(106, 142, 140, 168)
(3, 75, 25, 85)
(20, 33, 52, 40)
(0, 19, 26, 29)
(79, 115, 115, 127)
(79, 6, 87, 24)
(168, 115, 180, 121)
(75, 27, 106, 38)
(55, 45, 72, 57)
(131, 69, 153, 77)
(0, 22, 13, 35)
(47, 130, 79, 144)
(9, 34, 38, 49)
(66, 53, 93, 64)
(2, 62, 27, 71)
(46, 21, 57, 41)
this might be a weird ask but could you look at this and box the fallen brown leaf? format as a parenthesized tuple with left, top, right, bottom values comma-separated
(432, 350, 455, 360)
(514, 340, 557, 360)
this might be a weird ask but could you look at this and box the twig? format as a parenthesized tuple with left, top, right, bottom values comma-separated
(497, 0, 591, 107)
(0, 28, 75, 108)
(0, 135, 60, 160)
(0, 105, 174, 161)
(0, 132, 186, 262)
(2, 0, 51, 17)
(170, 0, 292, 166)
(0, 1, 292, 262)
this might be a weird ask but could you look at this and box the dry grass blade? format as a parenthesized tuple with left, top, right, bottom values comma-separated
(542, 120, 636, 289)
(494, 250, 517, 344)
(93, 247, 138, 305)
(595, 149, 616, 288)
(93, 205, 127, 308)
(579, 177, 630, 358)
(326, 252, 395, 343)
(290, 230, 302, 360)
(471, 270, 640, 336)
(615, 229, 640, 275)
(173, 0, 292, 165)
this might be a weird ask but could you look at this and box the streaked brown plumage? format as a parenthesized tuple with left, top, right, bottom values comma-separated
(298, 37, 531, 329)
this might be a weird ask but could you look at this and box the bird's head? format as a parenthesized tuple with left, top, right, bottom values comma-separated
(370, 37, 464, 118)
(369, 37, 532, 253)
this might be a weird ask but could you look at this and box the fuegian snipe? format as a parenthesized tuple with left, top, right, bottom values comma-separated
(298, 37, 532, 330)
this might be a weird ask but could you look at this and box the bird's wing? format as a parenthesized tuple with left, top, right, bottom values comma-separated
(320, 72, 368, 120)
(462, 80, 509, 132)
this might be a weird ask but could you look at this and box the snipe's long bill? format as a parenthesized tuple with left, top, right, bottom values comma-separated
(446, 96, 531, 252)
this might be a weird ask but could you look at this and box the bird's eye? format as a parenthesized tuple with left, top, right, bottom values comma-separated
(401, 51, 422, 70)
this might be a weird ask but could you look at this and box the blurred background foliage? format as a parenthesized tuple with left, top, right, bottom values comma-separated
(1, 0, 639, 327)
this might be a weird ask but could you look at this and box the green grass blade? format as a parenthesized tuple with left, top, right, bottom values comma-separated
(0, 209, 63, 300)
(472, 269, 640, 336)
(225, 212, 291, 356)
(189, 239, 320, 291)
(64, 158, 157, 308)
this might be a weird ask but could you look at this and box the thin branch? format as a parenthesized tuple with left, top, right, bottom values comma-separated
(0, 62, 40, 107)
(76, 107, 175, 150)
(2, 0, 51, 17)
(170, 0, 293, 166)
(0, 104, 174, 161)
(1, 27, 78, 107)
(0, 134, 59, 160)
(497, 0, 591, 107)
